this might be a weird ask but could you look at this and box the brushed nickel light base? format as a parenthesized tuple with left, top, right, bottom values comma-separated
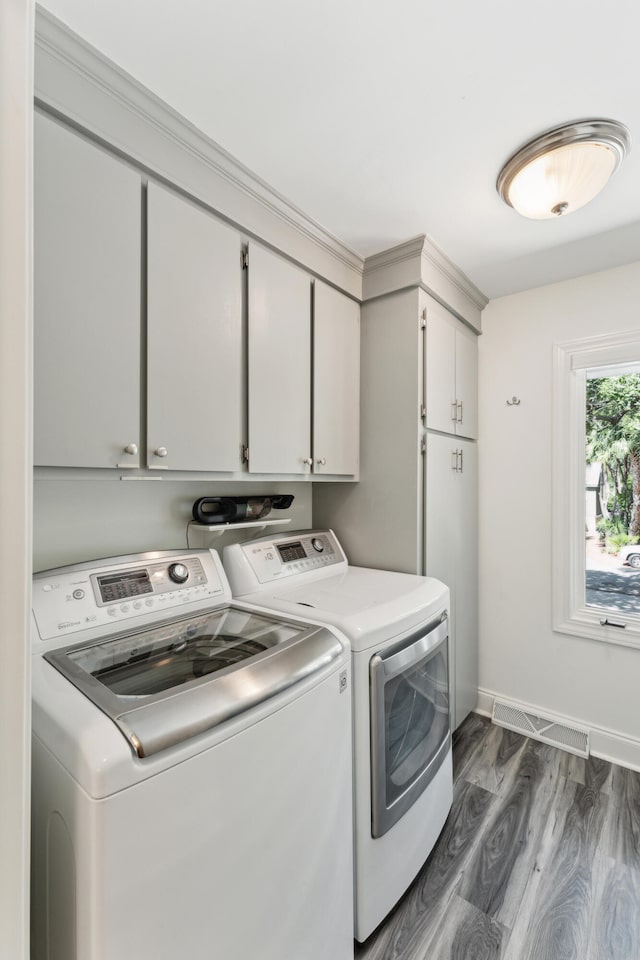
(497, 119, 631, 219)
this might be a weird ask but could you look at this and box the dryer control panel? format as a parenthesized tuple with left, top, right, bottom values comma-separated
(224, 530, 348, 594)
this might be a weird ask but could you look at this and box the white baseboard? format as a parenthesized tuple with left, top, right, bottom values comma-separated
(475, 687, 640, 773)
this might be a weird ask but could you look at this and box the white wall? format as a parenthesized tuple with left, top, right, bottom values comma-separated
(0, 1, 33, 957)
(478, 260, 640, 765)
(33, 478, 312, 571)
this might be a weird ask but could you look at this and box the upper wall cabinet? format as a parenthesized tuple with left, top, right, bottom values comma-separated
(35, 115, 358, 479)
(247, 242, 312, 474)
(147, 182, 242, 472)
(247, 244, 360, 478)
(313, 280, 359, 476)
(34, 113, 142, 468)
(35, 115, 245, 473)
(425, 297, 478, 440)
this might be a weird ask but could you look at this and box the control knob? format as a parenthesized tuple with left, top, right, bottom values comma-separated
(311, 537, 324, 553)
(168, 562, 189, 584)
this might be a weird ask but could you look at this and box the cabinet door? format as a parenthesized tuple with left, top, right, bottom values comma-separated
(34, 114, 141, 468)
(248, 243, 311, 474)
(147, 183, 242, 471)
(425, 433, 478, 730)
(455, 328, 478, 440)
(313, 281, 360, 476)
(454, 438, 478, 728)
(425, 433, 461, 724)
(425, 302, 457, 435)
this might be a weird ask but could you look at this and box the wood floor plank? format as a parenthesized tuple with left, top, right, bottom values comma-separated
(461, 722, 528, 797)
(416, 894, 506, 960)
(457, 738, 565, 929)
(452, 712, 491, 784)
(587, 856, 640, 960)
(565, 754, 614, 795)
(607, 765, 640, 871)
(504, 777, 608, 960)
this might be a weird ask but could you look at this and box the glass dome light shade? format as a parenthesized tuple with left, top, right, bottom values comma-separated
(506, 141, 617, 219)
(497, 119, 630, 220)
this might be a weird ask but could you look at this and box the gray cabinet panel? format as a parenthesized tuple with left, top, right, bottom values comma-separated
(455, 439, 478, 725)
(425, 297, 478, 440)
(425, 433, 478, 730)
(313, 281, 359, 477)
(248, 243, 311, 474)
(147, 183, 242, 472)
(34, 113, 141, 468)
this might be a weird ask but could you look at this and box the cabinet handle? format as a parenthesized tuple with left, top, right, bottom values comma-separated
(116, 442, 140, 468)
(451, 450, 458, 471)
(316, 457, 327, 466)
(451, 401, 458, 422)
(154, 446, 168, 458)
(457, 401, 463, 423)
(459, 448, 463, 473)
(302, 457, 313, 466)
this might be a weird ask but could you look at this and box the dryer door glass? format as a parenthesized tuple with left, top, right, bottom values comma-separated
(370, 616, 450, 838)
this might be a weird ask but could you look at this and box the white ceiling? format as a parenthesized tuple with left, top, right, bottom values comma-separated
(38, 0, 640, 299)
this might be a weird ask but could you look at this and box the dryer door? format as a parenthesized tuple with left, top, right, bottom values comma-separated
(370, 615, 450, 838)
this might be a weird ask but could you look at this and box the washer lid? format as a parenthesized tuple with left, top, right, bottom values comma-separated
(45, 604, 343, 757)
(244, 567, 449, 652)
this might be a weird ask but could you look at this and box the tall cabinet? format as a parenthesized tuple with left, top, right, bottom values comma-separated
(313, 243, 484, 730)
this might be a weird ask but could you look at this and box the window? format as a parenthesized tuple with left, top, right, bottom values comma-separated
(553, 330, 640, 647)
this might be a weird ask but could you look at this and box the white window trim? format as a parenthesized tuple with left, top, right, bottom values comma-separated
(553, 328, 640, 649)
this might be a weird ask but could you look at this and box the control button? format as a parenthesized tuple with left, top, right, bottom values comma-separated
(311, 538, 324, 553)
(145, 598, 154, 607)
(72, 588, 85, 600)
(133, 601, 142, 610)
(168, 562, 189, 584)
(120, 604, 130, 613)
(42, 584, 52, 592)
(107, 607, 117, 617)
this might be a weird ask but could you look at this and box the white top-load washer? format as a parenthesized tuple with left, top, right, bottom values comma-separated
(31, 548, 354, 960)
(223, 530, 453, 942)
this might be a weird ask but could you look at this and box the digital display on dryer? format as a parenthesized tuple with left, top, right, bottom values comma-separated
(276, 542, 306, 563)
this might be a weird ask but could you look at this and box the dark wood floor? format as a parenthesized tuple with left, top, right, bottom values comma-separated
(355, 713, 640, 960)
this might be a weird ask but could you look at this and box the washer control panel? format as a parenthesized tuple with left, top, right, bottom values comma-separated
(32, 551, 226, 642)
(226, 530, 346, 590)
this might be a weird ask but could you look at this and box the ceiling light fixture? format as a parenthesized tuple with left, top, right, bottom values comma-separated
(497, 119, 631, 220)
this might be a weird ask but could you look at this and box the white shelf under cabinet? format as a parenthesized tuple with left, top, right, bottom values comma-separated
(187, 518, 292, 546)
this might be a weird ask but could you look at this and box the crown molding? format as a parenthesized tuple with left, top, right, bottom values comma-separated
(34, 7, 364, 297)
(363, 234, 487, 331)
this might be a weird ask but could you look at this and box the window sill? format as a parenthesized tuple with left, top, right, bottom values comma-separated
(554, 608, 640, 649)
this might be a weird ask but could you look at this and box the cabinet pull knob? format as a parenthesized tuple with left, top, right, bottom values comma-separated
(154, 446, 168, 458)
(123, 443, 138, 456)
(302, 457, 313, 466)
(316, 457, 327, 466)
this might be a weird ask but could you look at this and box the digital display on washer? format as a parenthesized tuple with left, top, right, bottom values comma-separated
(276, 542, 306, 563)
(97, 569, 153, 603)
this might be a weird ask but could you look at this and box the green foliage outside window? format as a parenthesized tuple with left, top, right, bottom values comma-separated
(586, 374, 640, 539)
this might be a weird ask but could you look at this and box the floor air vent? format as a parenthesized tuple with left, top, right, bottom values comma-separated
(492, 699, 590, 758)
